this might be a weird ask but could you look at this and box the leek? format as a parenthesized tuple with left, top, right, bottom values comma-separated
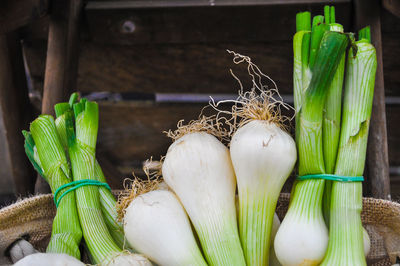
(274, 26, 349, 265)
(26, 116, 82, 259)
(321, 27, 377, 266)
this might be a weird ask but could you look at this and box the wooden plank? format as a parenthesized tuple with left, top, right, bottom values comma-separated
(37, 0, 83, 193)
(382, 0, 400, 18)
(386, 105, 400, 166)
(390, 175, 400, 200)
(0, 0, 49, 33)
(87, 0, 350, 9)
(354, 0, 390, 199)
(78, 42, 294, 94)
(0, 34, 36, 196)
(85, 3, 351, 44)
(24, 40, 294, 94)
(97, 102, 205, 164)
(382, 10, 400, 97)
(23, 36, 400, 97)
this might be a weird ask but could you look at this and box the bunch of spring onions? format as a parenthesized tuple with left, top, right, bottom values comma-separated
(275, 6, 376, 266)
(274, 8, 349, 265)
(23, 93, 151, 265)
(20, 5, 378, 266)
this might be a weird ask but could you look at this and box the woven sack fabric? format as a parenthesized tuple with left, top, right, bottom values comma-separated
(0, 192, 399, 265)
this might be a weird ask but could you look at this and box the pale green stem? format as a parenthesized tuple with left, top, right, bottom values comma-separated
(30, 116, 82, 259)
(321, 39, 377, 266)
(56, 109, 127, 249)
(194, 210, 245, 266)
(67, 102, 121, 264)
(238, 189, 277, 266)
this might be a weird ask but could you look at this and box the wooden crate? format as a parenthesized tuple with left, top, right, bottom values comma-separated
(0, 0, 399, 200)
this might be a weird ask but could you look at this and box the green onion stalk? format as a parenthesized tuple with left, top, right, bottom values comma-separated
(65, 99, 121, 264)
(54, 95, 127, 250)
(24, 116, 82, 259)
(321, 27, 377, 266)
(274, 14, 349, 264)
(321, 6, 346, 224)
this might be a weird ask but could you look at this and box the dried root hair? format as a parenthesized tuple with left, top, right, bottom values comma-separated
(104, 250, 151, 265)
(210, 50, 295, 136)
(116, 157, 164, 221)
(143, 156, 163, 180)
(164, 114, 230, 143)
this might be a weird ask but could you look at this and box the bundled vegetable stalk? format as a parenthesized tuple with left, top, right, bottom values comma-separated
(274, 11, 349, 265)
(23, 94, 150, 265)
(64, 99, 124, 264)
(321, 27, 377, 266)
(24, 117, 82, 259)
(321, 6, 346, 224)
(54, 94, 126, 249)
(119, 179, 207, 266)
(162, 117, 246, 266)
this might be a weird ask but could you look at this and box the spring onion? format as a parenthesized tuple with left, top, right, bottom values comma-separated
(123, 188, 207, 266)
(269, 213, 282, 266)
(56, 96, 126, 247)
(321, 6, 346, 224)
(162, 127, 245, 266)
(55, 98, 126, 249)
(65, 100, 121, 264)
(274, 25, 349, 265)
(14, 253, 85, 266)
(231, 120, 296, 266)
(321, 27, 377, 266)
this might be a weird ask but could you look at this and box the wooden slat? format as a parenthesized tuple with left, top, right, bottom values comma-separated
(23, 36, 400, 97)
(387, 105, 400, 166)
(0, 34, 36, 196)
(382, 10, 400, 97)
(87, 0, 350, 9)
(97, 102, 205, 164)
(85, 3, 351, 44)
(37, 0, 83, 193)
(354, 0, 390, 199)
(383, 0, 400, 18)
(0, 0, 49, 33)
(390, 173, 400, 199)
(42, 0, 83, 115)
(78, 42, 294, 94)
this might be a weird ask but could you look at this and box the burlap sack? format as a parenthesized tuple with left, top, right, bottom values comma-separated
(0, 193, 399, 265)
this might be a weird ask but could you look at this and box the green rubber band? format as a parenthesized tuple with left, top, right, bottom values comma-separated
(54, 179, 111, 208)
(297, 174, 364, 182)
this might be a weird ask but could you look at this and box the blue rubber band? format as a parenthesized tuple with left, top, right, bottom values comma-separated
(297, 174, 364, 182)
(54, 179, 111, 208)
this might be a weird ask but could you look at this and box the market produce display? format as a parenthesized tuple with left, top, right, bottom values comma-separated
(18, 5, 377, 266)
